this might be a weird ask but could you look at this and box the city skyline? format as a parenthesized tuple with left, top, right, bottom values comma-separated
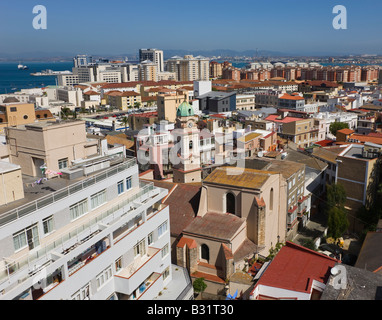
(0, 0, 381, 57)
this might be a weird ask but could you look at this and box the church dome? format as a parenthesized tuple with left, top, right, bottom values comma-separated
(176, 101, 194, 117)
(3, 97, 20, 103)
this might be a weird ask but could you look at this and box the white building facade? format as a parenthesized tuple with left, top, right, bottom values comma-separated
(0, 156, 176, 300)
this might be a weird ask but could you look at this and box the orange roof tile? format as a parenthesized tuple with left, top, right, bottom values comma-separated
(177, 237, 197, 249)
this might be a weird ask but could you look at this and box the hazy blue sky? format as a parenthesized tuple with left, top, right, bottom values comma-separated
(0, 0, 381, 56)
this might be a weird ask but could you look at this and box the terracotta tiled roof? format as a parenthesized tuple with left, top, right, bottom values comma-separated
(83, 90, 100, 95)
(350, 134, 382, 145)
(191, 271, 225, 284)
(148, 181, 201, 236)
(221, 243, 234, 260)
(279, 93, 304, 101)
(184, 212, 246, 241)
(337, 128, 354, 135)
(265, 114, 302, 124)
(176, 237, 197, 249)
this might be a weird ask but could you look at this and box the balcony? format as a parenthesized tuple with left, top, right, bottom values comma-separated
(0, 180, 162, 289)
(67, 237, 110, 276)
(0, 157, 137, 228)
(114, 247, 161, 296)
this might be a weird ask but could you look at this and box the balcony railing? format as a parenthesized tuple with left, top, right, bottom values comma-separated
(0, 157, 137, 228)
(0, 180, 159, 288)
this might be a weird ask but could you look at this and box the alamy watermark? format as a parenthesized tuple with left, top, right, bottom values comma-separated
(31, 4, 347, 31)
(32, 5, 47, 30)
(333, 5, 347, 30)
(331, 265, 347, 290)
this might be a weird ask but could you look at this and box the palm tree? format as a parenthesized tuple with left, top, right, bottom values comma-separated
(120, 116, 129, 134)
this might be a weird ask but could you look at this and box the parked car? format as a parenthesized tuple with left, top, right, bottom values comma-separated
(318, 250, 336, 258)
(318, 243, 343, 258)
(342, 254, 357, 266)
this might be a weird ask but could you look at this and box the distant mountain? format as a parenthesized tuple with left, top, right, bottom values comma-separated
(162, 49, 290, 59)
(1, 49, 376, 62)
(0, 49, 293, 61)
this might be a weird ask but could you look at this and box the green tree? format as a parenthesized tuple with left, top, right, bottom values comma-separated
(329, 122, 349, 136)
(193, 277, 207, 299)
(326, 183, 347, 209)
(301, 239, 317, 251)
(266, 242, 284, 260)
(327, 206, 349, 239)
(325, 183, 349, 239)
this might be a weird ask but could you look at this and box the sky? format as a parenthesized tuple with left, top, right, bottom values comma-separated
(0, 0, 381, 57)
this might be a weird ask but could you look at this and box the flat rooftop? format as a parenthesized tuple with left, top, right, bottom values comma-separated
(0, 161, 21, 174)
(0, 156, 135, 226)
(341, 144, 364, 159)
(321, 263, 382, 300)
(153, 264, 192, 300)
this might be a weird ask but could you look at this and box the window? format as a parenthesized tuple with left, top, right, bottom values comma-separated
(115, 257, 122, 272)
(134, 239, 146, 257)
(70, 199, 88, 221)
(226, 192, 236, 215)
(270, 188, 274, 211)
(96, 266, 113, 289)
(58, 158, 68, 170)
(161, 244, 169, 258)
(201, 244, 210, 261)
(10, 107, 17, 112)
(13, 230, 27, 251)
(13, 224, 40, 251)
(43, 216, 54, 234)
(148, 232, 153, 245)
(158, 221, 168, 238)
(117, 180, 124, 194)
(163, 267, 170, 280)
(91, 189, 106, 209)
(72, 283, 90, 300)
(23, 115, 28, 120)
(126, 176, 132, 190)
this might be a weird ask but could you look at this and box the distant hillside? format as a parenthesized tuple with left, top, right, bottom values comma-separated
(162, 49, 290, 59)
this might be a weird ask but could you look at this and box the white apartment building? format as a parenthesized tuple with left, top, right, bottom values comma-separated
(56, 86, 84, 107)
(57, 73, 80, 87)
(0, 152, 185, 300)
(139, 61, 159, 82)
(236, 94, 256, 111)
(313, 111, 358, 137)
(166, 55, 209, 82)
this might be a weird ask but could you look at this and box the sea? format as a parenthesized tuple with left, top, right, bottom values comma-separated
(0, 61, 73, 94)
(1, 60, 380, 95)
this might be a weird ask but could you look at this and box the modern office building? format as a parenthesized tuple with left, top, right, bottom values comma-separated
(73, 55, 93, 68)
(196, 91, 236, 114)
(139, 49, 164, 72)
(0, 121, 184, 300)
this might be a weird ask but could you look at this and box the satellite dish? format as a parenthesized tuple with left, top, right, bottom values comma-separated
(331, 266, 339, 276)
